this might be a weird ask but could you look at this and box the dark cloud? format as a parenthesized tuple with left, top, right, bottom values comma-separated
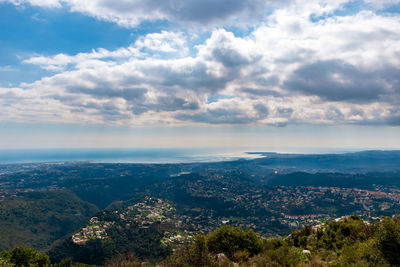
(64, 100, 130, 121)
(155, 96, 199, 111)
(154, 64, 230, 94)
(176, 108, 255, 124)
(60, 87, 200, 115)
(96, 0, 287, 26)
(277, 107, 293, 118)
(211, 45, 257, 68)
(120, 88, 148, 100)
(255, 75, 280, 87)
(67, 86, 148, 100)
(326, 107, 345, 121)
(131, 96, 199, 115)
(241, 88, 282, 97)
(51, 94, 84, 105)
(254, 103, 269, 117)
(385, 116, 400, 126)
(349, 108, 365, 117)
(204, 31, 262, 71)
(352, 106, 400, 126)
(356, 115, 400, 126)
(284, 60, 399, 103)
(170, 0, 268, 23)
(176, 103, 268, 124)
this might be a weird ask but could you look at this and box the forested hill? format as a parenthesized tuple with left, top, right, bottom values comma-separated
(0, 150, 400, 264)
(1, 215, 400, 266)
(0, 191, 98, 251)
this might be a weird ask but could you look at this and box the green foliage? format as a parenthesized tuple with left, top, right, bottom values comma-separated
(254, 245, 305, 267)
(4, 216, 400, 267)
(207, 225, 262, 261)
(339, 240, 388, 267)
(307, 215, 372, 252)
(164, 216, 400, 267)
(290, 224, 313, 248)
(376, 217, 400, 265)
(0, 246, 50, 267)
(189, 234, 212, 266)
(54, 258, 73, 267)
(163, 226, 262, 266)
(163, 234, 216, 267)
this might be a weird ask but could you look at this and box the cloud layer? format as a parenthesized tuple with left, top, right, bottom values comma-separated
(1, 0, 288, 27)
(1, 0, 400, 127)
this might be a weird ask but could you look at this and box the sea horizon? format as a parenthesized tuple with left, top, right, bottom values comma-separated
(0, 147, 397, 165)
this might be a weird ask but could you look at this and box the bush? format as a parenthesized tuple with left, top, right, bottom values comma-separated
(2, 246, 50, 267)
(207, 225, 262, 261)
(376, 217, 400, 265)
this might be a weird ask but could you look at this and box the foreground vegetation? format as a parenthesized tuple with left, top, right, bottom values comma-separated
(163, 215, 400, 266)
(1, 215, 400, 266)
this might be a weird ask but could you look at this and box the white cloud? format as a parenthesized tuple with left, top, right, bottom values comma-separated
(23, 46, 141, 71)
(135, 31, 187, 53)
(2, 0, 290, 27)
(2, 0, 400, 126)
(3, 0, 400, 29)
(0, 0, 61, 8)
(63, 0, 289, 28)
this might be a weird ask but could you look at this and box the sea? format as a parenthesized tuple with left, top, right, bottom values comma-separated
(0, 148, 263, 164)
(0, 147, 364, 165)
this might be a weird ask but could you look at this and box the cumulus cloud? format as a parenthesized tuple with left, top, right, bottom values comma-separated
(3, 0, 400, 28)
(176, 99, 269, 125)
(2, 0, 400, 126)
(23, 46, 141, 71)
(0, 0, 61, 8)
(1, 0, 290, 27)
(284, 60, 399, 103)
(135, 31, 187, 53)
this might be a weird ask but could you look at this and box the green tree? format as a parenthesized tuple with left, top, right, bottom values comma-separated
(36, 253, 50, 267)
(376, 217, 400, 265)
(8, 246, 49, 267)
(339, 239, 388, 267)
(189, 234, 212, 267)
(54, 258, 73, 267)
(207, 225, 262, 261)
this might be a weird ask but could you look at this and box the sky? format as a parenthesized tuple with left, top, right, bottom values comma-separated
(0, 0, 400, 150)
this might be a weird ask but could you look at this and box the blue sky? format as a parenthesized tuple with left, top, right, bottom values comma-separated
(0, 0, 400, 150)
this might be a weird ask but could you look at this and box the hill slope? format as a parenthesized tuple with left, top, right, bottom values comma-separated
(0, 190, 98, 251)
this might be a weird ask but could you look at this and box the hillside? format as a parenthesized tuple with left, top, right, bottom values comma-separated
(48, 197, 190, 265)
(0, 151, 400, 264)
(0, 190, 98, 251)
(1, 215, 400, 266)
